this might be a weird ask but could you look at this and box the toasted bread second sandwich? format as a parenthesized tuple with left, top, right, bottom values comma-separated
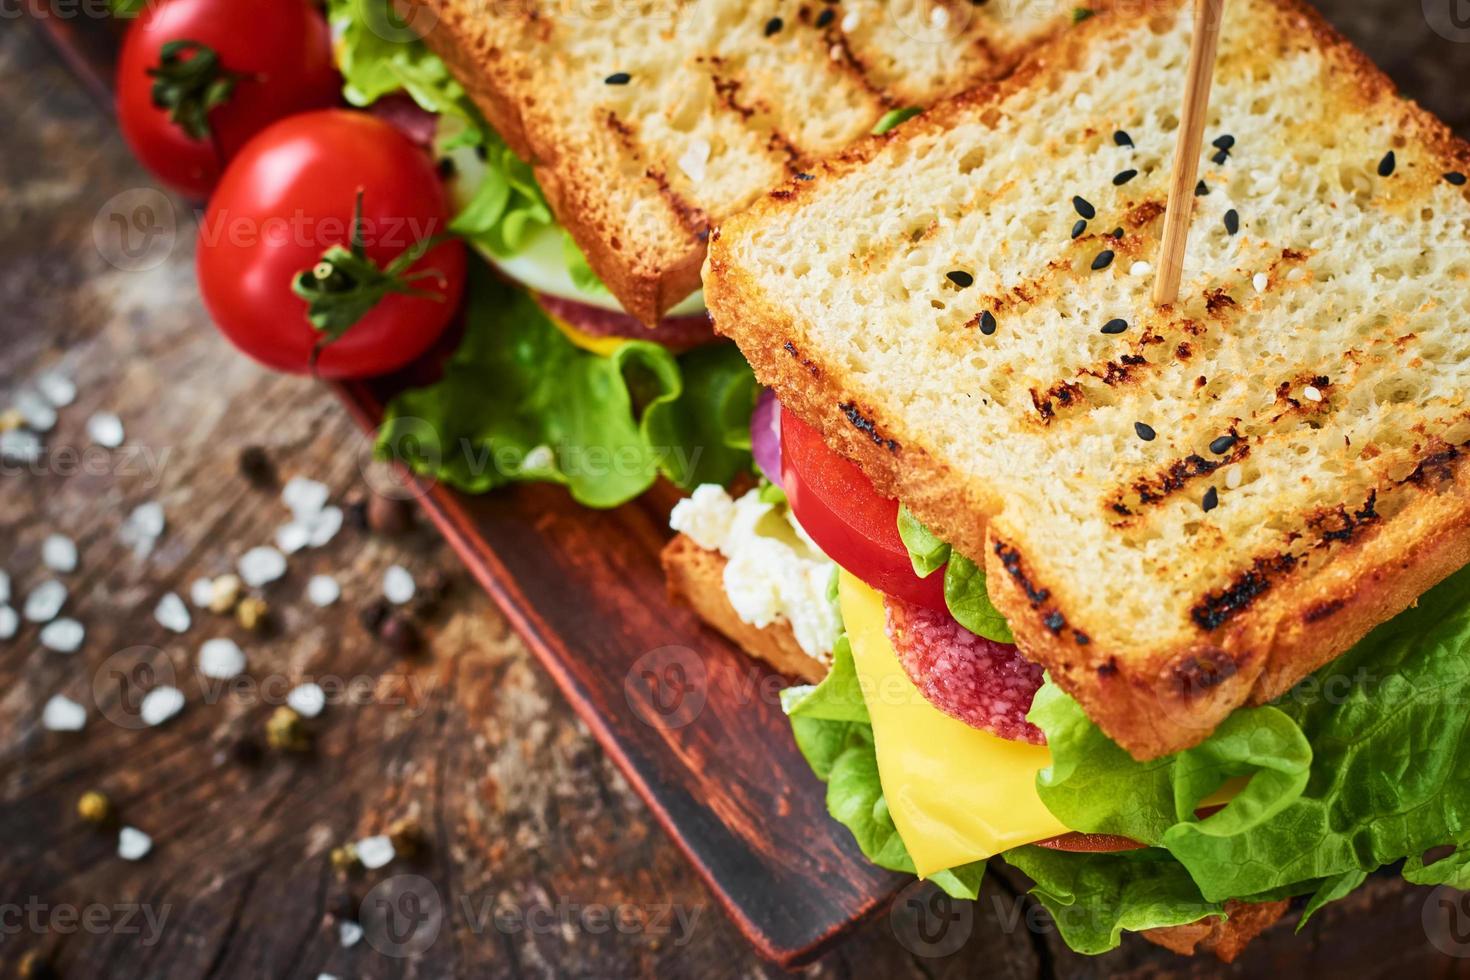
(412, 0, 1110, 323)
(705, 0, 1470, 759)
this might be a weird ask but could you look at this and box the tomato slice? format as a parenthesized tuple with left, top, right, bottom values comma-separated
(779, 406, 947, 611)
(1033, 832, 1146, 853)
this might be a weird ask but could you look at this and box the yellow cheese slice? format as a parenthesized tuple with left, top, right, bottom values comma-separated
(838, 571, 1069, 876)
(541, 309, 628, 358)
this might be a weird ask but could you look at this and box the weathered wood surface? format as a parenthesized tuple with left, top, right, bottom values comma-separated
(4, 2, 1470, 977)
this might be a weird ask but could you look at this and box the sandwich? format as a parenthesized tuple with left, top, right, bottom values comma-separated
(329, 0, 1108, 504)
(670, 0, 1470, 960)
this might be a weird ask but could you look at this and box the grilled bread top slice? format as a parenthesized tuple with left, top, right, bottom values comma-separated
(705, 0, 1470, 760)
(415, 0, 1099, 324)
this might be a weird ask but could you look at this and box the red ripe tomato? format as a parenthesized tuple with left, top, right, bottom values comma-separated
(779, 407, 948, 611)
(1033, 832, 1146, 854)
(196, 111, 467, 379)
(116, 0, 340, 198)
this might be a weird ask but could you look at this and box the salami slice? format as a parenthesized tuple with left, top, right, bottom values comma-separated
(535, 292, 714, 351)
(883, 592, 1045, 745)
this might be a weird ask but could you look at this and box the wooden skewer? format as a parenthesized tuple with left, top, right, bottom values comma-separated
(1153, 0, 1229, 307)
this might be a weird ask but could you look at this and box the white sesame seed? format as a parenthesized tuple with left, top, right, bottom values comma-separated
(677, 138, 711, 183)
(238, 546, 287, 588)
(384, 565, 416, 605)
(189, 577, 215, 608)
(282, 476, 329, 520)
(154, 592, 191, 633)
(118, 826, 153, 861)
(929, 6, 949, 28)
(36, 372, 76, 408)
(307, 575, 340, 608)
(829, 42, 843, 61)
(140, 686, 185, 727)
(199, 638, 246, 680)
(1304, 386, 1323, 402)
(287, 682, 326, 719)
(40, 618, 85, 653)
(356, 835, 396, 870)
(1253, 272, 1268, 293)
(1225, 464, 1243, 490)
(1130, 260, 1152, 276)
(42, 694, 86, 731)
(42, 533, 78, 573)
(841, 10, 860, 31)
(23, 579, 67, 623)
(86, 411, 125, 448)
(0, 606, 16, 640)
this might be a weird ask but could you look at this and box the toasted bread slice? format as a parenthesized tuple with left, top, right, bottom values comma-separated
(662, 533, 828, 683)
(415, 0, 1101, 323)
(706, 0, 1470, 759)
(1143, 899, 1289, 963)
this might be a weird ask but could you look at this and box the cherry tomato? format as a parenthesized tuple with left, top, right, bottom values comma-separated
(116, 0, 339, 198)
(1033, 832, 1146, 854)
(197, 111, 466, 379)
(780, 406, 948, 611)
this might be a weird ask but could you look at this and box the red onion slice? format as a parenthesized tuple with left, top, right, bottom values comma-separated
(751, 389, 782, 487)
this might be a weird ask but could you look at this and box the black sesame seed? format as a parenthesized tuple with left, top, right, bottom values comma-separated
(1447, 171, 1468, 186)
(1101, 317, 1129, 335)
(765, 16, 784, 36)
(1378, 150, 1396, 177)
(1114, 130, 1133, 148)
(1202, 487, 1220, 512)
(796, 172, 815, 181)
(947, 270, 975, 288)
(1224, 209, 1240, 236)
(1113, 168, 1138, 186)
(1044, 611, 1066, 632)
(604, 72, 632, 85)
(816, 7, 835, 27)
(979, 310, 997, 335)
(1073, 196, 1096, 219)
(1212, 134, 1235, 151)
(1209, 434, 1237, 455)
(1071, 218, 1088, 239)
(1091, 249, 1115, 271)
(1211, 148, 1230, 166)
(1111, 227, 1124, 239)
(1195, 179, 1210, 196)
(1134, 421, 1156, 442)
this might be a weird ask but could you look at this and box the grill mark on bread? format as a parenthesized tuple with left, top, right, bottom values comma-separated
(840, 402, 898, 452)
(993, 539, 1092, 647)
(1191, 553, 1299, 631)
(642, 166, 710, 241)
(782, 339, 821, 377)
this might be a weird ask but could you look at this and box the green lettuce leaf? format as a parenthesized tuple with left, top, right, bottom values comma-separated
(897, 504, 950, 578)
(943, 554, 1014, 643)
(1031, 562, 1470, 911)
(641, 343, 758, 490)
(1003, 846, 1223, 955)
(448, 135, 555, 258)
(873, 107, 922, 135)
(376, 258, 752, 505)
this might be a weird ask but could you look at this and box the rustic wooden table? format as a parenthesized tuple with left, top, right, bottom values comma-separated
(6, 3, 1470, 978)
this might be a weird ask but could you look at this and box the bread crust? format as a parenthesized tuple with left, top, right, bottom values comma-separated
(661, 534, 829, 684)
(1142, 899, 1289, 962)
(704, 0, 1470, 760)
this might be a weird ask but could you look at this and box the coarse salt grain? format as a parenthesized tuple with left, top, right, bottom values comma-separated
(0, 569, 9, 605)
(238, 546, 287, 587)
(23, 580, 67, 623)
(677, 139, 711, 183)
(275, 522, 311, 555)
(287, 682, 326, 719)
(307, 506, 343, 547)
(118, 826, 153, 861)
(339, 921, 363, 948)
(36, 372, 76, 407)
(1, 430, 43, 464)
(86, 412, 125, 448)
(189, 577, 214, 608)
(140, 686, 185, 726)
(15, 390, 57, 432)
(841, 10, 859, 31)
(307, 575, 340, 608)
(356, 835, 395, 870)
(384, 565, 416, 605)
(1304, 386, 1323, 402)
(0, 606, 16, 640)
(282, 476, 330, 519)
(929, 6, 949, 28)
(154, 592, 191, 633)
(42, 694, 86, 731)
(198, 638, 246, 679)
(42, 534, 77, 573)
(40, 618, 85, 653)
(119, 502, 165, 556)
